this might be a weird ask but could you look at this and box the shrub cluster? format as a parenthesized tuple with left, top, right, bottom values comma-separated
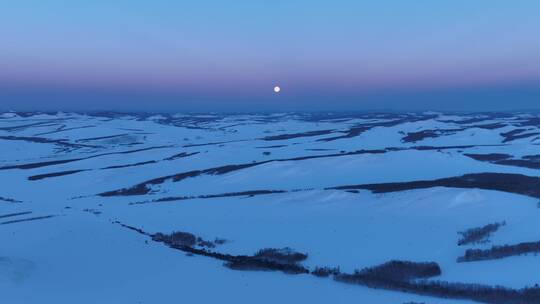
(152, 231, 197, 247)
(311, 266, 341, 277)
(225, 247, 309, 274)
(253, 247, 308, 264)
(214, 238, 228, 245)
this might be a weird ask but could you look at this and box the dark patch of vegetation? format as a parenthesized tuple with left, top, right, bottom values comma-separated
(402, 130, 445, 143)
(401, 126, 502, 143)
(255, 145, 287, 149)
(0, 145, 172, 171)
(197, 237, 216, 248)
(115, 221, 151, 236)
(329, 172, 540, 199)
(2, 158, 85, 170)
(470, 122, 507, 130)
(437, 116, 491, 125)
(458, 222, 506, 246)
(317, 126, 369, 142)
(101, 161, 157, 170)
(76, 133, 130, 142)
(507, 132, 540, 142)
(117, 222, 540, 304)
(305, 148, 336, 151)
(152, 231, 197, 247)
(163, 151, 200, 161)
(253, 247, 307, 265)
(523, 155, 540, 162)
(0, 196, 22, 203)
(28, 170, 88, 181)
(145, 190, 287, 204)
(0, 135, 92, 149)
(500, 129, 526, 142)
(311, 266, 341, 277)
(109, 145, 175, 155)
(261, 129, 335, 141)
(152, 231, 222, 250)
(0, 121, 61, 132)
(496, 159, 540, 170)
(35, 125, 95, 136)
(335, 260, 540, 304)
(463, 153, 540, 170)
(464, 153, 512, 161)
(214, 238, 228, 245)
(0, 215, 56, 225)
(117, 223, 309, 275)
(500, 129, 540, 143)
(182, 140, 246, 147)
(101, 182, 156, 196)
(518, 117, 540, 127)
(347, 260, 441, 282)
(411, 144, 502, 151)
(223, 247, 309, 274)
(83, 208, 102, 216)
(458, 240, 540, 262)
(196, 236, 228, 249)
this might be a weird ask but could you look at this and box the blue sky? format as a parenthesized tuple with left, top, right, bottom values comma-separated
(1, 0, 539, 111)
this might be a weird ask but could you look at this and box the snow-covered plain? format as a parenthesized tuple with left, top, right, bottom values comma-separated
(2, 111, 540, 303)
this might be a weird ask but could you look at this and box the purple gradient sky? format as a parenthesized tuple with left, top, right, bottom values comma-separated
(1, 1, 540, 111)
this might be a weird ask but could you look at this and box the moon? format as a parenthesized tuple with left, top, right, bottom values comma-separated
(273, 86, 281, 93)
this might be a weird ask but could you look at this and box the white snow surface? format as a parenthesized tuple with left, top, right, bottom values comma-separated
(1, 111, 540, 304)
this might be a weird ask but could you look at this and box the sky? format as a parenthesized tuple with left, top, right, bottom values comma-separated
(1, 0, 539, 112)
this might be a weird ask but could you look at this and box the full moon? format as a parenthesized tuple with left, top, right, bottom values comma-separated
(273, 86, 281, 93)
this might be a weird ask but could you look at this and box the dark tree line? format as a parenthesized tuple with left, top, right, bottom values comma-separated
(335, 260, 540, 304)
(151, 230, 309, 274)
(224, 247, 309, 274)
(458, 240, 540, 262)
(153, 231, 197, 247)
(118, 222, 540, 304)
(349, 260, 441, 282)
(458, 221, 505, 246)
